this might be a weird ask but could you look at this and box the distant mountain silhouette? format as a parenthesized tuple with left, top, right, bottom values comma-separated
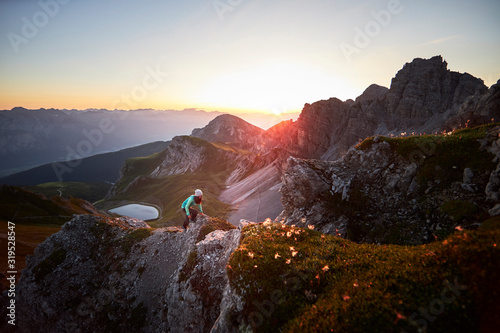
(0, 141, 169, 186)
(0, 108, 222, 177)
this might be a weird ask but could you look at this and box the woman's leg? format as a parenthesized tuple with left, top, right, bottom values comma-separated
(183, 208, 198, 229)
(183, 213, 190, 230)
(189, 208, 198, 222)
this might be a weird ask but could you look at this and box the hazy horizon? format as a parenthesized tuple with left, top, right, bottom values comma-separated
(1, 0, 499, 114)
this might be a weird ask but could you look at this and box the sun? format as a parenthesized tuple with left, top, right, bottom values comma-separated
(195, 60, 356, 114)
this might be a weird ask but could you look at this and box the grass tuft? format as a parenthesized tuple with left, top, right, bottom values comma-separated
(197, 217, 236, 243)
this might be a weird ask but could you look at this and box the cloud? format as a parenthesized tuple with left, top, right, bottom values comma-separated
(414, 35, 462, 48)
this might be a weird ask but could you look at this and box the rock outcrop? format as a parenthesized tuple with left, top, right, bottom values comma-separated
(150, 135, 254, 182)
(2, 214, 245, 333)
(279, 125, 500, 244)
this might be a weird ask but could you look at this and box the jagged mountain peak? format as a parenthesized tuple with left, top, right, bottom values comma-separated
(387, 56, 487, 119)
(191, 113, 264, 149)
(354, 83, 389, 104)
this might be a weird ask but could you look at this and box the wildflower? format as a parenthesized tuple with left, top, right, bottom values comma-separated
(308, 225, 315, 230)
(274, 253, 281, 259)
(286, 259, 291, 264)
(322, 265, 329, 272)
(342, 295, 350, 301)
(248, 252, 254, 259)
(301, 217, 306, 223)
(394, 312, 407, 325)
(292, 251, 298, 257)
(455, 226, 464, 231)
(353, 283, 359, 287)
(290, 246, 295, 251)
(286, 231, 292, 238)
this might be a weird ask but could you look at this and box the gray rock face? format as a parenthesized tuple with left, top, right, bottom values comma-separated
(445, 80, 500, 130)
(151, 136, 209, 177)
(150, 135, 252, 180)
(5, 214, 246, 333)
(279, 126, 500, 244)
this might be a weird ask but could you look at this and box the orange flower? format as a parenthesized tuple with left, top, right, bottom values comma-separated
(274, 253, 281, 259)
(342, 295, 350, 301)
(308, 225, 315, 230)
(286, 259, 291, 264)
(322, 265, 329, 272)
(248, 252, 254, 259)
(394, 312, 407, 324)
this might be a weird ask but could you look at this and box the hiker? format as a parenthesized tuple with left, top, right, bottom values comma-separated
(181, 189, 204, 230)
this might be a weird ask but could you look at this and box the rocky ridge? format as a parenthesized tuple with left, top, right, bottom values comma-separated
(4, 214, 247, 333)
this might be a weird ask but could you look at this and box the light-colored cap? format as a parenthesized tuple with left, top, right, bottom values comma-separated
(195, 189, 203, 196)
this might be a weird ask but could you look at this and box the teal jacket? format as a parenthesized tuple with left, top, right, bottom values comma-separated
(182, 195, 203, 215)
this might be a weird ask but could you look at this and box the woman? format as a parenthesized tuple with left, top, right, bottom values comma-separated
(181, 189, 204, 230)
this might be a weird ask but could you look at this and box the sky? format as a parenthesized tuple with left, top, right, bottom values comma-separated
(1, 0, 499, 116)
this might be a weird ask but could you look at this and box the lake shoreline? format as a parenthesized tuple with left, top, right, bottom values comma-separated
(106, 201, 162, 222)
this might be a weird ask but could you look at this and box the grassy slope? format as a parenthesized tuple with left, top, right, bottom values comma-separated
(0, 220, 61, 291)
(0, 185, 100, 226)
(228, 223, 500, 332)
(24, 181, 111, 203)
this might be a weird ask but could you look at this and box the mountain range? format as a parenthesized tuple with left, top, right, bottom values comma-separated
(0, 108, 222, 178)
(1, 56, 499, 332)
(99, 56, 499, 226)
